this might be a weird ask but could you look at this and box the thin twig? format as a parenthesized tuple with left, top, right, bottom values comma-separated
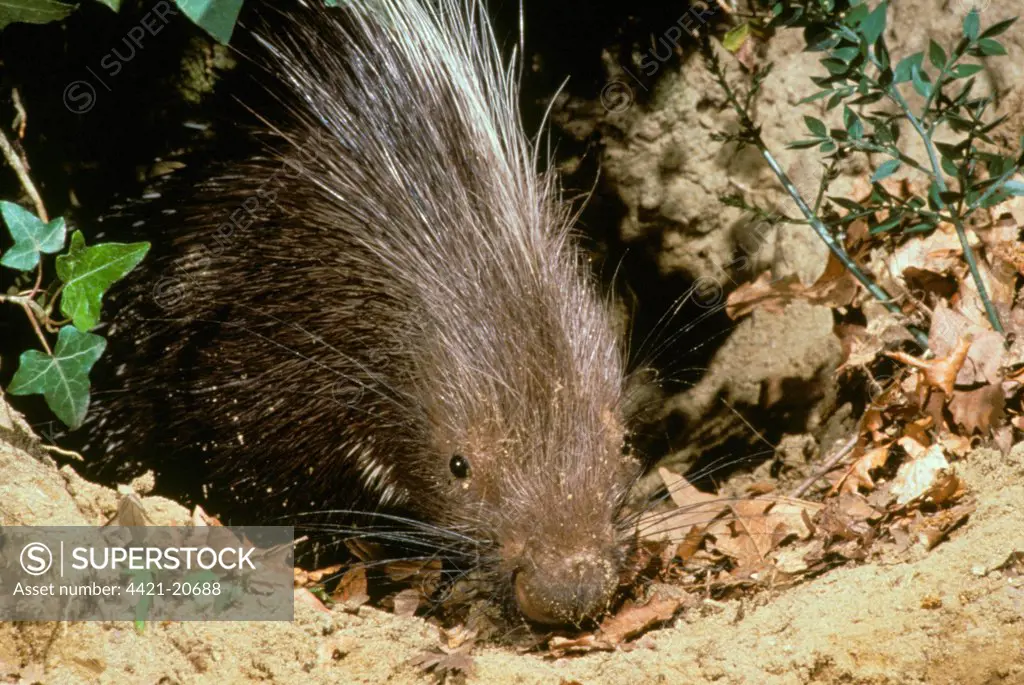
(12, 88, 27, 138)
(790, 434, 857, 498)
(0, 125, 48, 222)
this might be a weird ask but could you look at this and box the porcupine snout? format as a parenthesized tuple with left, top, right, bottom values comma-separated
(513, 544, 620, 626)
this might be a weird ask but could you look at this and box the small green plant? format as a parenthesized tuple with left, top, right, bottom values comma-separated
(708, 1, 1023, 348)
(0, 0, 244, 44)
(0, 197, 149, 429)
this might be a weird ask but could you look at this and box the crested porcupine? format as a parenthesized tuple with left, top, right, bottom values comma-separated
(75, 0, 645, 625)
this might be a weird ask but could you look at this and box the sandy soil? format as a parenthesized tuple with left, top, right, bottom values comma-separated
(1, 394, 1023, 684)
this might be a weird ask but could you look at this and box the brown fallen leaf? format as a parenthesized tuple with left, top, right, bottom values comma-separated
(833, 444, 891, 494)
(706, 497, 822, 569)
(330, 566, 369, 607)
(887, 336, 971, 395)
(293, 563, 343, 587)
(637, 468, 730, 546)
(410, 645, 475, 681)
(948, 383, 1006, 436)
(597, 589, 692, 644)
(725, 252, 858, 320)
(391, 588, 422, 617)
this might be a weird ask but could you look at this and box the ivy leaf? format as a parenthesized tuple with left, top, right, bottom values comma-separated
(859, 1, 887, 45)
(0, 0, 76, 30)
(0, 202, 67, 271)
(928, 40, 947, 70)
(871, 159, 902, 182)
(175, 0, 244, 44)
(55, 231, 150, 332)
(963, 10, 980, 41)
(7, 326, 106, 429)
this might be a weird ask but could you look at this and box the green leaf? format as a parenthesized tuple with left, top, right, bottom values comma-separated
(831, 46, 861, 62)
(0, 0, 76, 30)
(871, 159, 901, 182)
(7, 326, 106, 429)
(859, 1, 888, 45)
(980, 18, 1017, 39)
(844, 3, 870, 27)
(963, 10, 980, 41)
(175, 0, 243, 44)
(799, 89, 836, 104)
(1004, 180, 1024, 196)
(830, 196, 865, 212)
(910, 64, 933, 98)
(951, 63, 984, 79)
(928, 40, 947, 69)
(787, 140, 824, 150)
(849, 91, 885, 105)
(875, 36, 891, 70)
(821, 57, 850, 75)
(93, 0, 120, 9)
(723, 22, 751, 53)
(941, 156, 959, 177)
(0, 202, 67, 271)
(893, 52, 923, 83)
(804, 115, 828, 138)
(869, 215, 902, 234)
(976, 38, 1007, 56)
(55, 231, 150, 332)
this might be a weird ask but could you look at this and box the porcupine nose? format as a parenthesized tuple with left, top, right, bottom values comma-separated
(513, 549, 618, 625)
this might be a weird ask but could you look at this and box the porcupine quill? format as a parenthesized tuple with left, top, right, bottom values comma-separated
(74, 0, 649, 626)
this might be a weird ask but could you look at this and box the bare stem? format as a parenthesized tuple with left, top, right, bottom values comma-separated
(0, 125, 48, 222)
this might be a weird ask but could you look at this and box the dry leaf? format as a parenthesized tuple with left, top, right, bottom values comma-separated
(392, 588, 422, 617)
(725, 252, 858, 320)
(948, 383, 1006, 436)
(834, 444, 890, 494)
(889, 444, 956, 507)
(410, 645, 475, 681)
(598, 589, 691, 644)
(887, 336, 971, 395)
(331, 566, 369, 607)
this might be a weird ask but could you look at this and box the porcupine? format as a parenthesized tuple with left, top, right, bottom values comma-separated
(75, 0, 644, 625)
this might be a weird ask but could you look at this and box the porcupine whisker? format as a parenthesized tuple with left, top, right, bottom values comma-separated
(630, 299, 735, 376)
(621, 448, 778, 525)
(628, 290, 728, 369)
(291, 512, 484, 547)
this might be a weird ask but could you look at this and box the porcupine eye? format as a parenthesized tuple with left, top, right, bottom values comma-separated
(449, 454, 471, 479)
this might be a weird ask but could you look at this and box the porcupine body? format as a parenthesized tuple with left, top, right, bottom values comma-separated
(76, 0, 641, 625)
